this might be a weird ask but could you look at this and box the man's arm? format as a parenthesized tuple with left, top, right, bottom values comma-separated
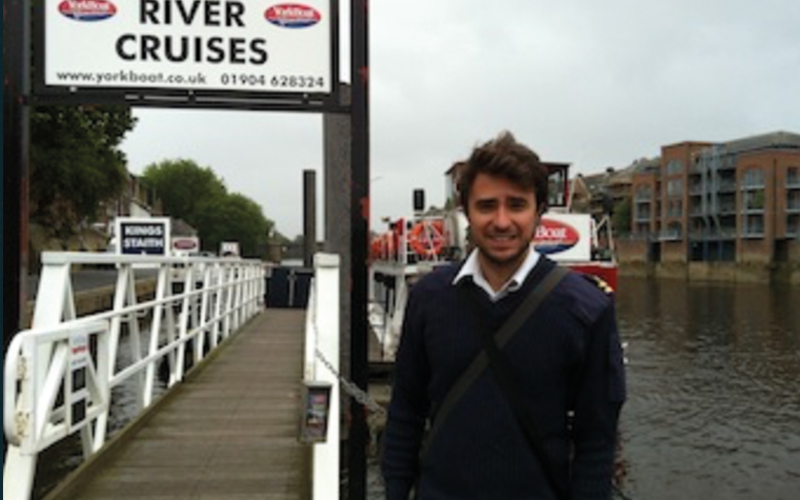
(570, 303, 626, 500)
(381, 289, 431, 500)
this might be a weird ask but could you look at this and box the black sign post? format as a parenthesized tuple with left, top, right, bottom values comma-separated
(349, 2, 370, 499)
(4, 0, 31, 352)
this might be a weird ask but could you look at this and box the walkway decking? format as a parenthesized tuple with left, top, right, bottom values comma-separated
(45, 309, 310, 500)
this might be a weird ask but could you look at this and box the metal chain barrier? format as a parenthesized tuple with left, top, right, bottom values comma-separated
(314, 347, 386, 416)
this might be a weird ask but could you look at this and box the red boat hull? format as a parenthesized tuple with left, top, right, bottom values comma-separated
(565, 262, 618, 291)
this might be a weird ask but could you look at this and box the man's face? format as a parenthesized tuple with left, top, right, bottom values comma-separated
(467, 172, 539, 273)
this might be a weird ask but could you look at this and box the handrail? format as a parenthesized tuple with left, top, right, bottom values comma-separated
(3, 252, 266, 500)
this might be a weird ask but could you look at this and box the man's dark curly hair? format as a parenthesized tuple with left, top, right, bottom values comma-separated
(458, 131, 549, 215)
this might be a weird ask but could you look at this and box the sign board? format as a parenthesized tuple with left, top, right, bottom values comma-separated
(172, 236, 200, 255)
(115, 217, 171, 256)
(66, 321, 108, 433)
(299, 381, 332, 443)
(40, 0, 334, 96)
(220, 241, 240, 257)
(533, 213, 592, 262)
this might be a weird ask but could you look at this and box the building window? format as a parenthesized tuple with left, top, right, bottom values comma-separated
(743, 190, 765, 211)
(742, 167, 764, 188)
(787, 214, 800, 237)
(635, 185, 652, 201)
(787, 191, 800, 212)
(788, 166, 800, 188)
(742, 215, 764, 237)
(663, 221, 682, 240)
(666, 160, 683, 175)
(667, 199, 683, 218)
(667, 179, 683, 197)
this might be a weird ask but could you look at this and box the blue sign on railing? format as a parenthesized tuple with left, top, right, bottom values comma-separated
(115, 217, 171, 256)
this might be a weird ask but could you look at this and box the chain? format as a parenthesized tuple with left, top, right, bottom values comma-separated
(315, 347, 386, 416)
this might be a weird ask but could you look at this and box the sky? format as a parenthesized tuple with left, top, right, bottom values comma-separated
(120, 0, 800, 239)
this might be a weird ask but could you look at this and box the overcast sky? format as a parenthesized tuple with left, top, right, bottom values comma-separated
(121, 0, 800, 239)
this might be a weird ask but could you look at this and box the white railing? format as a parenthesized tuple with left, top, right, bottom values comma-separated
(303, 253, 341, 500)
(3, 252, 266, 500)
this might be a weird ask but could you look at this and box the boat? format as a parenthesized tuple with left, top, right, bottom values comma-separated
(368, 161, 618, 361)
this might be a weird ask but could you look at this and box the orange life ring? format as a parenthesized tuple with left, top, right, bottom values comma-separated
(409, 219, 445, 258)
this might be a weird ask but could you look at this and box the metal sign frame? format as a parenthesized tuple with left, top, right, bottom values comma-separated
(32, 0, 342, 113)
(8, 1, 371, 498)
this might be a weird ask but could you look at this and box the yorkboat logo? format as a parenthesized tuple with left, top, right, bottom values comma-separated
(533, 219, 580, 255)
(58, 0, 117, 21)
(265, 3, 321, 28)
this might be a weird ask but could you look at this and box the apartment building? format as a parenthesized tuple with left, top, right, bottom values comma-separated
(630, 131, 800, 265)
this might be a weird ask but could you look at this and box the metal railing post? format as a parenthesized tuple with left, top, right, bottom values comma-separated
(310, 253, 341, 500)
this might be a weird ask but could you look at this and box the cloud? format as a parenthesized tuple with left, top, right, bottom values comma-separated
(122, 0, 800, 238)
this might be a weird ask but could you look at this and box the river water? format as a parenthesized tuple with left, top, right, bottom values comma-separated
(609, 277, 800, 500)
(30, 277, 799, 499)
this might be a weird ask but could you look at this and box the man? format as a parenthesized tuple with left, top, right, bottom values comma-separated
(381, 132, 626, 500)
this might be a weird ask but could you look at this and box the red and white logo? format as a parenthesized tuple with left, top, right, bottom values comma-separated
(58, 0, 117, 21)
(173, 238, 199, 251)
(532, 219, 581, 255)
(265, 4, 321, 28)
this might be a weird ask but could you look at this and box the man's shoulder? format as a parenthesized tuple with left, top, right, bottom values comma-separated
(410, 262, 461, 294)
(555, 268, 614, 325)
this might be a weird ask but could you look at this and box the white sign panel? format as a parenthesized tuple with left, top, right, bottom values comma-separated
(115, 217, 171, 256)
(44, 0, 332, 94)
(220, 241, 240, 256)
(172, 236, 200, 255)
(66, 321, 108, 433)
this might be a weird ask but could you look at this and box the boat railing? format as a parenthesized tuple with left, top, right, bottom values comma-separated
(3, 252, 266, 500)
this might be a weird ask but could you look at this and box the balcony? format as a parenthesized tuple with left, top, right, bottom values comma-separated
(741, 229, 764, 239)
(658, 229, 683, 241)
(689, 228, 737, 241)
(689, 183, 704, 195)
(718, 202, 736, 214)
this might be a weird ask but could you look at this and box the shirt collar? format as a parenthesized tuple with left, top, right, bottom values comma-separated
(453, 245, 540, 302)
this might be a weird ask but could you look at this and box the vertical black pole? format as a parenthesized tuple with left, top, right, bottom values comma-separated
(4, 0, 31, 459)
(303, 169, 317, 268)
(4, 0, 29, 352)
(349, 1, 369, 499)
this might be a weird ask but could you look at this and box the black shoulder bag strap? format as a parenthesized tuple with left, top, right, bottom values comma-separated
(420, 265, 569, 499)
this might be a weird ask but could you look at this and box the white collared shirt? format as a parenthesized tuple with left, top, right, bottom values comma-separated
(452, 245, 540, 302)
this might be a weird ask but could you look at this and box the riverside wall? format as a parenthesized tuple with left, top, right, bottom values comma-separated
(616, 239, 800, 285)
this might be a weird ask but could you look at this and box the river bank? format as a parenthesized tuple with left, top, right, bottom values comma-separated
(618, 261, 800, 285)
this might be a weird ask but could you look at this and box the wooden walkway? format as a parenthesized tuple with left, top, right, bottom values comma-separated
(45, 309, 311, 500)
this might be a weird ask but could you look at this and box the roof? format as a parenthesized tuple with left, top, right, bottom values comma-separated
(707, 130, 800, 156)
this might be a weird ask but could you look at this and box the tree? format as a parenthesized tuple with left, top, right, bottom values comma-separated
(142, 159, 273, 257)
(196, 193, 273, 257)
(30, 105, 136, 237)
(141, 159, 226, 224)
(612, 196, 632, 235)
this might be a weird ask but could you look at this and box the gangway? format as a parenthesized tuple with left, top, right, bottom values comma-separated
(3, 252, 344, 500)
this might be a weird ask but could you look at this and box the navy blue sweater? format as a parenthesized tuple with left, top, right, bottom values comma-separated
(381, 257, 626, 500)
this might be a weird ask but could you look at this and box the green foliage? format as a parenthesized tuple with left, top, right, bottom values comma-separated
(141, 159, 226, 220)
(612, 196, 632, 235)
(30, 105, 136, 236)
(142, 159, 273, 257)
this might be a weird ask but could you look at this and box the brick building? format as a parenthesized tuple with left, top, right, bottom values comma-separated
(629, 131, 800, 266)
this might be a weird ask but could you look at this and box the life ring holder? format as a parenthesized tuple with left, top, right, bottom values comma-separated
(408, 219, 445, 258)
